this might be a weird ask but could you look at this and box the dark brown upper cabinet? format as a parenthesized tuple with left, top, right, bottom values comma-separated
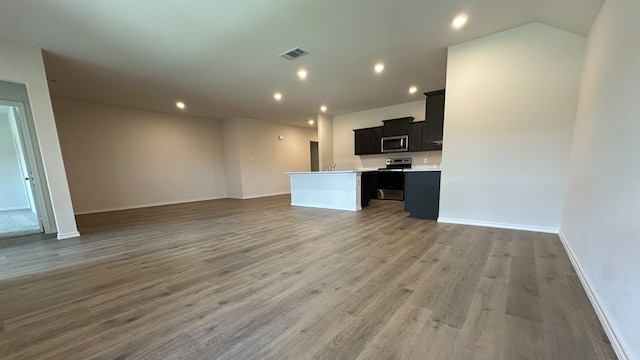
(354, 126, 384, 155)
(382, 117, 414, 137)
(423, 89, 445, 151)
(371, 126, 383, 153)
(408, 121, 424, 152)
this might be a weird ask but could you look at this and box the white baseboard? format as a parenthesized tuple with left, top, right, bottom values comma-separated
(437, 217, 558, 234)
(57, 231, 80, 240)
(241, 192, 290, 199)
(290, 202, 361, 212)
(74, 193, 292, 215)
(74, 195, 227, 215)
(558, 231, 628, 360)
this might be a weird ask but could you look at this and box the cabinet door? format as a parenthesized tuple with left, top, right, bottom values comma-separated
(360, 171, 379, 205)
(382, 117, 414, 137)
(369, 172, 378, 199)
(421, 123, 438, 151)
(382, 121, 395, 137)
(354, 129, 364, 155)
(405, 171, 441, 220)
(355, 127, 382, 155)
(361, 128, 373, 154)
(371, 127, 383, 154)
(424, 90, 445, 150)
(395, 120, 410, 136)
(408, 122, 424, 152)
(361, 172, 371, 207)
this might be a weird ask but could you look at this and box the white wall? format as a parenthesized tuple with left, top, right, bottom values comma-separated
(221, 117, 317, 199)
(53, 98, 227, 214)
(333, 100, 442, 170)
(317, 114, 333, 170)
(561, 1, 640, 358)
(220, 118, 244, 199)
(0, 111, 29, 210)
(438, 23, 585, 233)
(0, 38, 78, 238)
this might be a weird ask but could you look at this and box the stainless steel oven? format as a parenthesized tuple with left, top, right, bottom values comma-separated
(377, 158, 411, 200)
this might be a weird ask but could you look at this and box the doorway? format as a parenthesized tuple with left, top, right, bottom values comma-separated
(310, 141, 319, 172)
(0, 104, 44, 239)
(0, 81, 56, 240)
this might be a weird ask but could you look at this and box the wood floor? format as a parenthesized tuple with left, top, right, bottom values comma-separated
(0, 195, 616, 359)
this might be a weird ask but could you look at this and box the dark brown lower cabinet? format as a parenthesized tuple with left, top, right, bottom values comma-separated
(404, 171, 441, 220)
(360, 171, 378, 207)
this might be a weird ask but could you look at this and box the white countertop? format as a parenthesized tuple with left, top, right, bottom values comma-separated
(404, 165, 442, 172)
(356, 165, 442, 172)
(286, 171, 363, 174)
(287, 165, 442, 175)
(356, 167, 380, 172)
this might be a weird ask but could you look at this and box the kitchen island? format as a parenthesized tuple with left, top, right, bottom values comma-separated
(287, 171, 363, 211)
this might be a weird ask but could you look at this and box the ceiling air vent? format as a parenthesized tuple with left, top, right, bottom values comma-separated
(280, 47, 309, 61)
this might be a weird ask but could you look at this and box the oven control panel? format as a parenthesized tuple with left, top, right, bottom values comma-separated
(385, 158, 412, 168)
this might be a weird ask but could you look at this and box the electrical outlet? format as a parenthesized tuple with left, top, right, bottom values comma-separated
(424, 158, 428, 164)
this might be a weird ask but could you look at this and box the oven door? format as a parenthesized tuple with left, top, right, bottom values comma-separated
(377, 170, 404, 200)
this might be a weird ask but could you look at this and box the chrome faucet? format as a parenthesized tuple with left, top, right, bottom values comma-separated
(332, 163, 336, 171)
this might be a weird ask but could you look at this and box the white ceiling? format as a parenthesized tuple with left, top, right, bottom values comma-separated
(0, 0, 603, 127)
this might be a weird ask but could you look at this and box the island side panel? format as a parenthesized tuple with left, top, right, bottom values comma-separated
(289, 173, 362, 211)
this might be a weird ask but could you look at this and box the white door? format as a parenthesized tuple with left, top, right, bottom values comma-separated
(11, 107, 38, 215)
(0, 102, 51, 238)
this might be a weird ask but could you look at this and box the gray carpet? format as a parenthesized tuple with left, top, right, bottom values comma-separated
(0, 209, 42, 239)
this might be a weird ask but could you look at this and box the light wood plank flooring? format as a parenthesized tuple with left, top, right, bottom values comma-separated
(0, 195, 616, 359)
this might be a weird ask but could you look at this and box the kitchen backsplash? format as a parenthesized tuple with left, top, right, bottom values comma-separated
(357, 151, 442, 169)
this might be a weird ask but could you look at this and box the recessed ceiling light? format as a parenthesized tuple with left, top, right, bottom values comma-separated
(409, 86, 418, 94)
(176, 101, 185, 109)
(374, 63, 385, 73)
(274, 92, 282, 101)
(320, 105, 327, 112)
(297, 69, 308, 80)
(452, 14, 468, 29)
(308, 119, 314, 125)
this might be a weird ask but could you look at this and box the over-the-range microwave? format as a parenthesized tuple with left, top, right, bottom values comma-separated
(381, 135, 409, 153)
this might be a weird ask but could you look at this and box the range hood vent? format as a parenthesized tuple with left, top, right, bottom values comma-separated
(280, 47, 309, 60)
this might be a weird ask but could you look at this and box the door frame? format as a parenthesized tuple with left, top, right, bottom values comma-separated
(0, 100, 56, 234)
(310, 141, 319, 172)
